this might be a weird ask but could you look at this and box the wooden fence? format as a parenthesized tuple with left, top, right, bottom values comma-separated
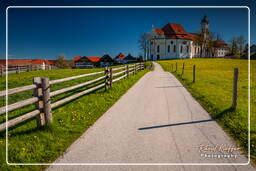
(0, 62, 145, 131)
(0, 65, 58, 76)
(170, 62, 239, 110)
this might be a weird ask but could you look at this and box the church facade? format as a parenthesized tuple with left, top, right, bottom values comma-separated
(149, 16, 228, 60)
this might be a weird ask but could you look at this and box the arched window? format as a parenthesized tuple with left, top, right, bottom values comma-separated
(187, 46, 189, 53)
(157, 45, 160, 53)
(167, 45, 170, 53)
(173, 45, 176, 52)
(180, 46, 183, 53)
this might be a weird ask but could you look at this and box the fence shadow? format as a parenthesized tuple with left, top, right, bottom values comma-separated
(138, 119, 213, 130)
(138, 107, 235, 131)
(212, 107, 235, 120)
(155, 85, 183, 88)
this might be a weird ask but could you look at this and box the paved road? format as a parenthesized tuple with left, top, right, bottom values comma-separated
(47, 62, 255, 171)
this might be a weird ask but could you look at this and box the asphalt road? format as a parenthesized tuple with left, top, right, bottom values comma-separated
(47, 62, 255, 171)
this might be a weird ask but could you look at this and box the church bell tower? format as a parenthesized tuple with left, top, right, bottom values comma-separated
(201, 15, 209, 39)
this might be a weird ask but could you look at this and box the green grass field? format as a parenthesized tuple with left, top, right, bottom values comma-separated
(0, 64, 150, 170)
(158, 59, 255, 164)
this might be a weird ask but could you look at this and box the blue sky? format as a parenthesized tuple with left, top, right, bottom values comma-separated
(0, 0, 255, 60)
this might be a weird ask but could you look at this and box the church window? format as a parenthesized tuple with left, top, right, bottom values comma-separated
(187, 46, 189, 53)
(180, 46, 183, 53)
(170, 41, 173, 44)
(173, 45, 176, 52)
(168, 45, 170, 53)
(157, 45, 160, 53)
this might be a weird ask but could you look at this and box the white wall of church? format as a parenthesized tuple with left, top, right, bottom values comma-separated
(150, 38, 194, 60)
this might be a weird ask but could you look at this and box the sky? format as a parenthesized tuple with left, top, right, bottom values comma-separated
(0, 0, 255, 60)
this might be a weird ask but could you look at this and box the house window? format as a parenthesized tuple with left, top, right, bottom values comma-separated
(173, 45, 176, 52)
(180, 46, 183, 53)
(168, 45, 170, 53)
(157, 45, 160, 53)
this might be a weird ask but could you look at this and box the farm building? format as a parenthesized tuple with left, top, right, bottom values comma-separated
(0, 59, 57, 69)
(73, 55, 114, 68)
(115, 53, 137, 64)
(149, 16, 228, 60)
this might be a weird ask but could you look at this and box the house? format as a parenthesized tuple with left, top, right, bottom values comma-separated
(149, 16, 228, 60)
(115, 53, 137, 64)
(73, 55, 114, 68)
(251, 44, 256, 55)
(0, 59, 56, 69)
(73, 56, 100, 68)
(100, 54, 114, 67)
(212, 40, 229, 57)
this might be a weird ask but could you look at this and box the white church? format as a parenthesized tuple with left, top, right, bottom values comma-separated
(149, 16, 228, 60)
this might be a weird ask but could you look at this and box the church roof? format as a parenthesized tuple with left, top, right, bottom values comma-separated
(153, 23, 197, 40)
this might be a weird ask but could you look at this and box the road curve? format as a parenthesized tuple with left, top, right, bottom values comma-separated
(47, 62, 255, 171)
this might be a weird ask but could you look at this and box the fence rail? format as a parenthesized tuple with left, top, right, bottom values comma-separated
(0, 63, 145, 132)
(0, 65, 58, 76)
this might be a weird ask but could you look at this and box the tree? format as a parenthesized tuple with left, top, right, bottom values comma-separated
(138, 32, 151, 61)
(229, 38, 239, 56)
(56, 54, 67, 68)
(236, 35, 246, 56)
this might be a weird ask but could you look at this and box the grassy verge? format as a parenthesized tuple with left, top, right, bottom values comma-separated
(157, 59, 255, 165)
(0, 64, 150, 170)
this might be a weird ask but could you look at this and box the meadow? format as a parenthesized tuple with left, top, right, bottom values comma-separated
(0, 64, 150, 170)
(158, 59, 256, 164)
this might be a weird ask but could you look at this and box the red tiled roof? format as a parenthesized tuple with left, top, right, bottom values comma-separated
(162, 23, 188, 35)
(213, 40, 228, 48)
(73, 56, 83, 61)
(0, 59, 54, 66)
(154, 23, 197, 40)
(116, 53, 126, 59)
(154, 28, 164, 35)
(87, 57, 101, 62)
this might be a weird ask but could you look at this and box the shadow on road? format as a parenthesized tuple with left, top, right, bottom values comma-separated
(138, 119, 214, 130)
(155, 85, 183, 88)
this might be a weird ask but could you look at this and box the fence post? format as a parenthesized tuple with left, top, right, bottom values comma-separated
(41, 77, 52, 124)
(126, 65, 129, 78)
(232, 68, 239, 109)
(134, 63, 137, 74)
(26, 65, 29, 72)
(33, 77, 46, 128)
(182, 63, 185, 75)
(109, 68, 112, 87)
(193, 65, 196, 83)
(0, 65, 3, 76)
(176, 62, 177, 72)
(16, 65, 20, 74)
(104, 67, 109, 91)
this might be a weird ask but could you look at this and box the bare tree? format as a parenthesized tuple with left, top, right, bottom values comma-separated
(229, 38, 239, 56)
(138, 32, 151, 61)
(56, 54, 67, 68)
(236, 35, 246, 56)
